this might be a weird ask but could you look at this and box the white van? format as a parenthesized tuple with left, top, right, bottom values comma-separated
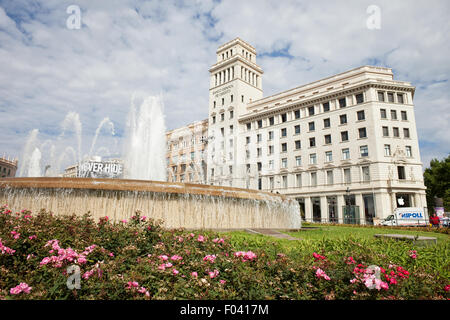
(381, 207, 428, 227)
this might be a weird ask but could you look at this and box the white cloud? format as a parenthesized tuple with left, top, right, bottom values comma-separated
(0, 0, 449, 173)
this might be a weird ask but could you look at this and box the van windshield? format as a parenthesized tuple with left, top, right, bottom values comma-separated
(385, 215, 394, 221)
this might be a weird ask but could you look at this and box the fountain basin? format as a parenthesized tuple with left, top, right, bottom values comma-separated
(0, 177, 301, 229)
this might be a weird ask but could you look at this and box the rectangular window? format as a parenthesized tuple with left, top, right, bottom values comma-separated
(229, 165, 233, 174)
(344, 168, 351, 183)
(246, 150, 250, 159)
(246, 136, 250, 144)
(268, 160, 274, 170)
(221, 127, 225, 136)
(341, 131, 349, 142)
(401, 111, 407, 121)
(309, 121, 315, 131)
(387, 92, 394, 103)
(229, 125, 233, 134)
(391, 110, 397, 120)
(241, 95, 244, 103)
(403, 128, 410, 138)
(212, 116, 216, 124)
(357, 110, 365, 121)
(327, 170, 334, 185)
(393, 127, 399, 137)
(325, 151, 333, 162)
(268, 131, 274, 140)
(324, 118, 331, 128)
(257, 147, 261, 157)
(380, 109, 387, 119)
(257, 162, 262, 171)
(257, 134, 262, 142)
(230, 95, 233, 103)
(308, 106, 315, 116)
(281, 128, 287, 137)
(294, 110, 301, 119)
(222, 98, 225, 106)
(268, 145, 274, 155)
(269, 176, 274, 189)
(281, 143, 288, 152)
(269, 117, 274, 126)
(220, 113, 225, 121)
(296, 173, 302, 187)
(339, 98, 347, 108)
(281, 158, 288, 168)
(294, 124, 301, 134)
(281, 113, 287, 123)
(397, 94, 404, 104)
(382, 126, 389, 137)
(323, 102, 330, 112)
(378, 91, 385, 102)
(309, 153, 317, 165)
(324, 134, 332, 144)
(213, 101, 216, 108)
(310, 172, 317, 187)
(359, 127, 367, 139)
(282, 175, 288, 188)
(295, 140, 301, 150)
(360, 145, 369, 157)
(246, 123, 251, 131)
(309, 137, 316, 147)
(257, 120, 263, 128)
(362, 166, 370, 182)
(406, 146, 412, 157)
(295, 156, 302, 166)
(340, 114, 347, 125)
(398, 166, 406, 180)
(230, 110, 234, 119)
(384, 144, 391, 156)
(356, 93, 364, 104)
(342, 148, 350, 160)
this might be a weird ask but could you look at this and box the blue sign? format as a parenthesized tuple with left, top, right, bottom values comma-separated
(400, 212, 424, 219)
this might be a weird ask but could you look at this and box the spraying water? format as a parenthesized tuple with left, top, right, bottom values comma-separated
(124, 95, 167, 181)
(28, 148, 42, 177)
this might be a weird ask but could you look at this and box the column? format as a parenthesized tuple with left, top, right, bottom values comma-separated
(320, 196, 328, 223)
(337, 194, 345, 224)
(305, 196, 312, 223)
(355, 193, 365, 225)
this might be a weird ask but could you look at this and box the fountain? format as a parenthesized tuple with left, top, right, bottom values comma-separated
(0, 94, 301, 230)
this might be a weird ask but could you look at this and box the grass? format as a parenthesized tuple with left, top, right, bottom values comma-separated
(285, 225, 450, 243)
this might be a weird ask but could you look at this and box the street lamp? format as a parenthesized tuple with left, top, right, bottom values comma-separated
(346, 187, 351, 224)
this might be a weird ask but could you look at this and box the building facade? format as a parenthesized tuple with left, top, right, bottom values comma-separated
(170, 38, 428, 224)
(166, 120, 208, 184)
(0, 156, 18, 178)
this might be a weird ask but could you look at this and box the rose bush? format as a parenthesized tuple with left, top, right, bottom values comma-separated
(0, 204, 448, 300)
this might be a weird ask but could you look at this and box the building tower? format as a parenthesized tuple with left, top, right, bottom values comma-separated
(207, 38, 263, 188)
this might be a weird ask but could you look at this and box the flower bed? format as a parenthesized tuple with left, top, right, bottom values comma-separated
(0, 204, 448, 300)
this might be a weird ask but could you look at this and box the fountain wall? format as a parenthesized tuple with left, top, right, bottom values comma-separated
(0, 178, 301, 230)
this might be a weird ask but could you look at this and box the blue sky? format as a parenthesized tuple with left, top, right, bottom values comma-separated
(0, 0, 449, 174)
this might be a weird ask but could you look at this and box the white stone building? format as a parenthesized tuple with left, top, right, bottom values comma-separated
(203, 38, 427, 224)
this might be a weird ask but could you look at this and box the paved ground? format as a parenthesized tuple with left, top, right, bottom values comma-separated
(245, 228, 302, 241)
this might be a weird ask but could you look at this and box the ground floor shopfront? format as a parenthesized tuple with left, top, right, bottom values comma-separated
(293, 189, 427, 225)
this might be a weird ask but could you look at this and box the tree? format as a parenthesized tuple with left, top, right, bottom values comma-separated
(423, 155, 450, 211)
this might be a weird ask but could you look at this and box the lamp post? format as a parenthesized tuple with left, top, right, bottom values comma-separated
(346, 187, 351, 224)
